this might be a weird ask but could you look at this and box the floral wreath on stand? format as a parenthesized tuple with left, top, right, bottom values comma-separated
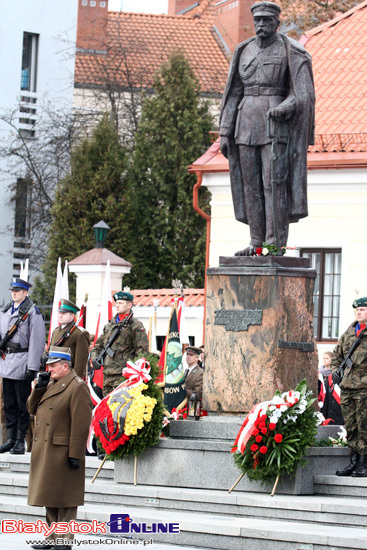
(230, 380, 321, 495)
(91, 353, 164, 481)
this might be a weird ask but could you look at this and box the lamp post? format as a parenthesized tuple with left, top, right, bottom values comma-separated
(93, 220, 110, 248)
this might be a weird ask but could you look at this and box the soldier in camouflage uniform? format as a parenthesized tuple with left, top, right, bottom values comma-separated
(91, 291, 149, 396)
(331, 297, 367, 477)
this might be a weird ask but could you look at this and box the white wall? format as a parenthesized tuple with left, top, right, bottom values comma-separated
(134, 305, 205, 349)
(0, 0, 78, 304)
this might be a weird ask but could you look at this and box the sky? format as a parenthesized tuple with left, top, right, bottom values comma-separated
(108, 0, 168, 13)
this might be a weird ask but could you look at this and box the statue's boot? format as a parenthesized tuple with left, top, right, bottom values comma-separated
(336, 452, 359, 476)
(351, 454, 367, 477)
(234, 244, 259, 256)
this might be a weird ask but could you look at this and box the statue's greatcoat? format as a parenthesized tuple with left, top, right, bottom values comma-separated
(220, 34, 315, 225)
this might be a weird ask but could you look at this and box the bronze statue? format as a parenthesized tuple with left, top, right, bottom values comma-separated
(220, 1, 315, 256)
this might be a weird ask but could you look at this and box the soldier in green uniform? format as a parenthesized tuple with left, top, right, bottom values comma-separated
(49, 299, 90, 379)
(91, 291, 149, 396)
(331, 297, 367, 477)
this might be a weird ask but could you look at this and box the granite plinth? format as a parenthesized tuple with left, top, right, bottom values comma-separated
(219, 255, 311, 269)
(114, 420, 349, 495)
(169, 417, 343, 442)
(204, 261, 318, 413)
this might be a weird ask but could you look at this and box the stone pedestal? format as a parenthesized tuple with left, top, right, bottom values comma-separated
(204, 256, 318, 413)
(114, 420, 346, 495)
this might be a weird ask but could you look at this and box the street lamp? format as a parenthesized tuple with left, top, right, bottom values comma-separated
(93, 220, 110, 248)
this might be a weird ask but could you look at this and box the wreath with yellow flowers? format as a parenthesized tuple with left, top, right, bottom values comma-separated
(93, 353, 164, 460)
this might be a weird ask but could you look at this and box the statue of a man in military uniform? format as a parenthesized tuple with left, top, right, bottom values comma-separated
(220, 1, 315, 255)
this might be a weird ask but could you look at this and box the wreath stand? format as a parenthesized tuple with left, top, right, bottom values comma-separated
(228, 472, 280, 496)
(91, 455, 138, 485)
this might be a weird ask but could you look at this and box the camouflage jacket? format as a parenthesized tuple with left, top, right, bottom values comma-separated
(92, 314, 149, 378)
(331, 321, 367, 391)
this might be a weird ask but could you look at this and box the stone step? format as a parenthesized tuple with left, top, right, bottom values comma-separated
(0, 452, 114, 480)
(314, 474, 367, 497)
(3, 471, 367, 529)
(1, 492, 367, 549)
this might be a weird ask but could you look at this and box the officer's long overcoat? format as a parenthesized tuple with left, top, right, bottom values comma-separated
(0, 298, 45, 379)
(27, 370, 92, 508)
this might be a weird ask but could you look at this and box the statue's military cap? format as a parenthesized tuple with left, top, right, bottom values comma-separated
(58, 298, 80, 314)
(113, 291, 134, 302)
(251, 2, 281, 17)
(353, 297, 367, 308)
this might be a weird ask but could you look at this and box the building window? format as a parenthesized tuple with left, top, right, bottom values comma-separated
(21, 33, 39, 92)
(14, 178, 29, 238)
(301, 249, 342, 341)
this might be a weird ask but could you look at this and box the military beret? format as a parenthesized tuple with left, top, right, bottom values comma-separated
(46, 346, 72, 365)
(251, 1, 281, 17)
(58, 298, 80, 314)
(353, 297, 367, 308)
(113, 291, 134, 302)
(10, 278, 32, 291)
(186, 346, 202, 356)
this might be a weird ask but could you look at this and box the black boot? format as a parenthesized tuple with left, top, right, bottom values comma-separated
(0, 427, 16, 453)
(336, 452, 359, 476)
(352, 454, 367, 477)
(10, 429, 26, 455)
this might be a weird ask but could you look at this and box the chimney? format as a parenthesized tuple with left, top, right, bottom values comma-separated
(214, 0, 255, 53)
(77, 0, 108, 52)
(168, 0, 198, 14)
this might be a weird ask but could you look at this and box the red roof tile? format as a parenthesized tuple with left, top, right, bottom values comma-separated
(75, 11, 229, 95)
(304, 1, 367, 151)
(69, 247, 132, 267)
(130, 288, 204, 307)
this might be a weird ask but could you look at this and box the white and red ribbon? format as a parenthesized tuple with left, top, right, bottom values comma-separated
(87, 360, 151, 453)
(122, 357, 151, 388)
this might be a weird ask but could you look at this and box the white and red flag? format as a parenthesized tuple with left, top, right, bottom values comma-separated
(62, 260, 69, 301)
(20, 259, 29, 282)
(93, 259, 113, 345)
(47, 258, 64, 347)
(148, 313, 159, 354)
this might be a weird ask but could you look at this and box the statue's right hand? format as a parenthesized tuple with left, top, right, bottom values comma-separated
(220, 136, 230, 159)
